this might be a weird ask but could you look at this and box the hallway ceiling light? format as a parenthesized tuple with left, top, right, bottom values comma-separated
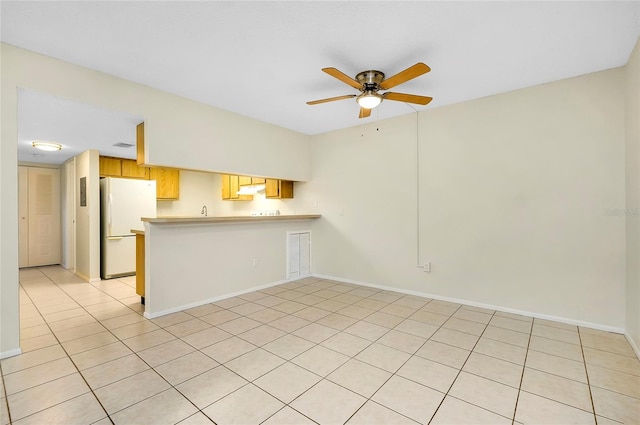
(32, 141, 62, 151)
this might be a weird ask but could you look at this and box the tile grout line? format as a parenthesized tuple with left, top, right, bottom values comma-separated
(20, 269, 212, 423)
(426, 307, 506, 424)
(0, 363, 12, 425)
(577, 326, 599, 425)
(81, 278, 378, 423)
(259, 289, 427, 424)
(509, 316, 534, 425)
(339, 297, 449, 425)
(221, 287, 517, 424)
(44, 270, 219, 423)
(49, 283, 208, 422)
(173, 281, 377, 424)
(13, 271, 115, 425)
(15, 269, 637, 424)
(192, 284, 435, 424)
(524, 323, 618, 419)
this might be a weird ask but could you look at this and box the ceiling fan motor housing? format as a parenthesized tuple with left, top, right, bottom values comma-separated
(356, 70, 385, 92)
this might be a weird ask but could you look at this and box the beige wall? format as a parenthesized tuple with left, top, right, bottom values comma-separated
(0, 43, 311, 355)
(309, 68, 626, 330)
(155, 170, 218, 218)
(626, 37, 640, 352)
(1, 41, 637, 355)
(74, 150, 100, 282)
(145, 219, 314, 317)
(2, 44, 310, 180)
(155, 171, 313, 218)
(1, 42, 21, 357)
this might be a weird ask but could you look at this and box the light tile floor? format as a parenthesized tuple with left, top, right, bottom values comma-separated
(1, 265, 639, 424)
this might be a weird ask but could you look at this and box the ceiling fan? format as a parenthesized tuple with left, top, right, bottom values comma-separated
(307, 62, 433, 118)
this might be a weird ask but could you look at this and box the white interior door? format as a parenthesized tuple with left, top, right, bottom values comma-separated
(27, 167, 61, 267)
(18, 166, 29, 268)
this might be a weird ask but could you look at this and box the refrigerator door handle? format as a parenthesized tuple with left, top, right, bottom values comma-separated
(107, 236, 124, 240)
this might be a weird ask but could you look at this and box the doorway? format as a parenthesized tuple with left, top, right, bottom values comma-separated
(18, 165, 61, 267)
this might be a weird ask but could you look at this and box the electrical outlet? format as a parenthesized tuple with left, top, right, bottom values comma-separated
(251, 257, 259, 268)
(423, 262, 431, 273)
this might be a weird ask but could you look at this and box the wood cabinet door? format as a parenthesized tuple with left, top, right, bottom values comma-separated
(223, 175, 253, 201)
(238, 176, 252, 186)
(221, 174, 231, 199)
(229, 175, 240, 199)
(265, 179, 280, 198)
(121, 159, 149, 179)
(252, 177, 266, 184)
(279, 180, 294, 198)
(135, 233, 145, 297)
(136, 123, 145, 165)
(266, 179, 294, 199)
(149, 167, 180, 200)
(99, 156, 122, 177)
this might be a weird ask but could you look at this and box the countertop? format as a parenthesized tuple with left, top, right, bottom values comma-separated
(140, 214, 321, 224)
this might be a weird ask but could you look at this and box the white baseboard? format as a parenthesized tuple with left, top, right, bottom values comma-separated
(143, 278, 291, 319)
(313, 274, 625, 335)
(75, 271, 101, 283)
(625, 332, 640, 360)
(1, 347, 22, 359)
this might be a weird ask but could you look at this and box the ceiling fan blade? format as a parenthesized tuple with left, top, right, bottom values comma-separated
(322, 67, 363, 90)
(383, 92, 433, 105)
(307, 94, 356, 105)
(379, 62, 431, 90)
(359, 107, 371, 119)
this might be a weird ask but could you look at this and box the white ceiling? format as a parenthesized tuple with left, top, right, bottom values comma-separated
(18, 89, 143, 164)
(3, 1, 639, 165)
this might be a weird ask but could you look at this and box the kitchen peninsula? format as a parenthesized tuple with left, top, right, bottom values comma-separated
(139, 214, 320, 318)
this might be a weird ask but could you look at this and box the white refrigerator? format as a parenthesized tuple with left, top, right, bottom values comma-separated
(100, 177, 156, 279)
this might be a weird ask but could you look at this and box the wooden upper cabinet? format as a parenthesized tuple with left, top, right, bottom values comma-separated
(238, 176, 253, 186)
(265, 179, 294, 199)
(137, 122, 145, 165)
(149, 167, 180, 200)
(239, 176, 266, 186)
(121, 159, 149, 179)
(221, 174, 253, 201)
(99, 156, 122, 177)
(223, 175, 293, 200)
(229, 174, 240, 199)
(221, 174, 231, 199)
(135, 122, 181, 200)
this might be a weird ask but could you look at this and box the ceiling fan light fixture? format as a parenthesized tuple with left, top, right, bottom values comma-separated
(356, 91, 382, 109)
(32, 141, 62, 151)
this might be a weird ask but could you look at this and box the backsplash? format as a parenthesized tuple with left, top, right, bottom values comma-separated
(155, 170, 310, 217)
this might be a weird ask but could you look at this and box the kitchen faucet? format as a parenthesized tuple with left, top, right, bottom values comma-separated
(201, 205, 207, 216)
